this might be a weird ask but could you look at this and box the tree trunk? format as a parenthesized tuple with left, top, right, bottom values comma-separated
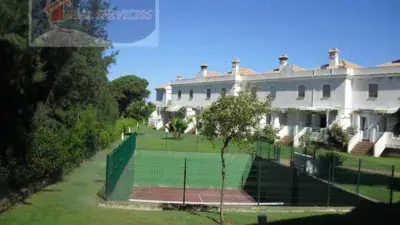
(219, 142, 228, 224)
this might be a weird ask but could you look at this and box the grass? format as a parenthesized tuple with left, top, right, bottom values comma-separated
(0, 140, 344, 225)
(137, 126, 400, 171)
(136, 126, 255, 154)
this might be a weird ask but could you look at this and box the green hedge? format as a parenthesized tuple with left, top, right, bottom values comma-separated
(28, 106, 137, 182)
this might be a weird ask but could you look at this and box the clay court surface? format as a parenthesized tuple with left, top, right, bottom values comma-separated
(131, 186, 257, 204)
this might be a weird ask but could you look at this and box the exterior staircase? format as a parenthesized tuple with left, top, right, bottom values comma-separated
(281, 135, 293, 146)
(351, 140, 374, 155)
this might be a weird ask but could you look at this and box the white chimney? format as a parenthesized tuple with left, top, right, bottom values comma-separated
(279, 54, 289, 71)
(231, 58, 240, 75)
(200, 62, 208, 77)
(177, 75, 183, 80)
(329, 48, 340, 68)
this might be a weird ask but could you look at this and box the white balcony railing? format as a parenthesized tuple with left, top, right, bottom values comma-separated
(277, 126, 289, 138)
(293, 127, 312, 147)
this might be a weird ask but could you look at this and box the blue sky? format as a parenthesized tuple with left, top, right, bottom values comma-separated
(106, 0, 400, 101)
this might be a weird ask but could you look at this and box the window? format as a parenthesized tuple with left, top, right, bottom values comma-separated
(368, 83, 378, 98)
(206, 88, 211, 99)
(189, 89, 193, 100)
(177, 90, 181, 100)
(269, 86, 276, 100)
(322, 84, 331, 98)
(298, 85, 305, 99)
(156, 91, 164, 101)
(221, 88, 227, 96)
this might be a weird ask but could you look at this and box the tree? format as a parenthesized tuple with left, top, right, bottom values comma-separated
(0, 0, 119, 189)
(125, 100, 156, 124)
(110, 75, 151, 117)
(198, 85, 271, 224)
(392, 108, 400, 137)
(165, 118, 188, 139)
(327, 123, 349, 150)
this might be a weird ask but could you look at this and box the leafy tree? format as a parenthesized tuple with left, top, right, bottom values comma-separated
(327, 123, 349, 150)
(317, 152, 347, 177)
(0, 0, 120, 192)
(254, 125, 277, 143)
(198, 85, 271, 224)
(166, 118, 188, 139)
(110, 75, 151, 117)
(392, 108, 400, 137)
(125, 100, 156, 124)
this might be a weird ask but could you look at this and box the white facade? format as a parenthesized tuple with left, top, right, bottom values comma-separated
(152, 49, 400, 155)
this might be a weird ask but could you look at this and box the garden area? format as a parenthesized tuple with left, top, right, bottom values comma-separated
(0, 140, 347, 225)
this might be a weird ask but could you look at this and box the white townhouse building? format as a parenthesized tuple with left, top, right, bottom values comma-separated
(150, 48, 400, 157)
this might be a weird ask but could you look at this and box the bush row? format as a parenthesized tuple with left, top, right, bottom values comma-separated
(1, 106, 137, 191)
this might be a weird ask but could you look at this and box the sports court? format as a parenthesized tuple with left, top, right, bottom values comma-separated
(128, 150, 266, 205)
(105, 135, 365, 207)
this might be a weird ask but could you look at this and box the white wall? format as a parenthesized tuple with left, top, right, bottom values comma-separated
(171, 82, 235, 108)
(165, 87, 172, 104)
(256, 77, 346, 109)
(352, 76, 400, 110)
(155, 86, 172, 106)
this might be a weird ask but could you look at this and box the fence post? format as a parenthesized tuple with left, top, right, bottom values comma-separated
(356, 159, 361, 195)
(291, 146, 294, 161)
(389, 165, 395, 204)
(332, 156, 336, 183)
(291, 167, 298, 206)
(278, 147, 281, 163)
(183, 158, 187, 205)
(196, 135, 199, 152)
(165, 132, 168, 151)
(327, 162, 332, 207)
(268, 144, 271, 160)
(257, 160, 262, 206)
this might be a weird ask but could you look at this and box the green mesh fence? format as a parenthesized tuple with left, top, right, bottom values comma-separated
(133, 151, 253, 189)
(103, 134, 398, 205)
(291, 151, 399, 204)
(105, 134, 136, 201)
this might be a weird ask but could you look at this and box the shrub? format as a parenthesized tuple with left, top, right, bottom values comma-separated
(166, 118, 188, 139)
(255, 125, 277, 142)
(317, 151, 347, 177)
(113, 118, 137, 139)
(327, 123, 349, 151)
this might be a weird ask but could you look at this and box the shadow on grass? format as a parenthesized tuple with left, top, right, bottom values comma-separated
(329, 167, 400, 193)
(246, 202, 400, 225)
(161, 203, 218, 212)
(242, 156, 367, 207)
(161, 137, 181, 140)
(41, 188, 62, 192)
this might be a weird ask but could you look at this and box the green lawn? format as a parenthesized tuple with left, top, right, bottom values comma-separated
(0, 140, 343, 225)
(136, 126, 399, 171)
(136, 126, 255, 154)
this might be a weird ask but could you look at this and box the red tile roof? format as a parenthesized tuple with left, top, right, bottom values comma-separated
(377, 59, 400, 67)
(263, 64, 305, 74)
(318, 60, 362, 69)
